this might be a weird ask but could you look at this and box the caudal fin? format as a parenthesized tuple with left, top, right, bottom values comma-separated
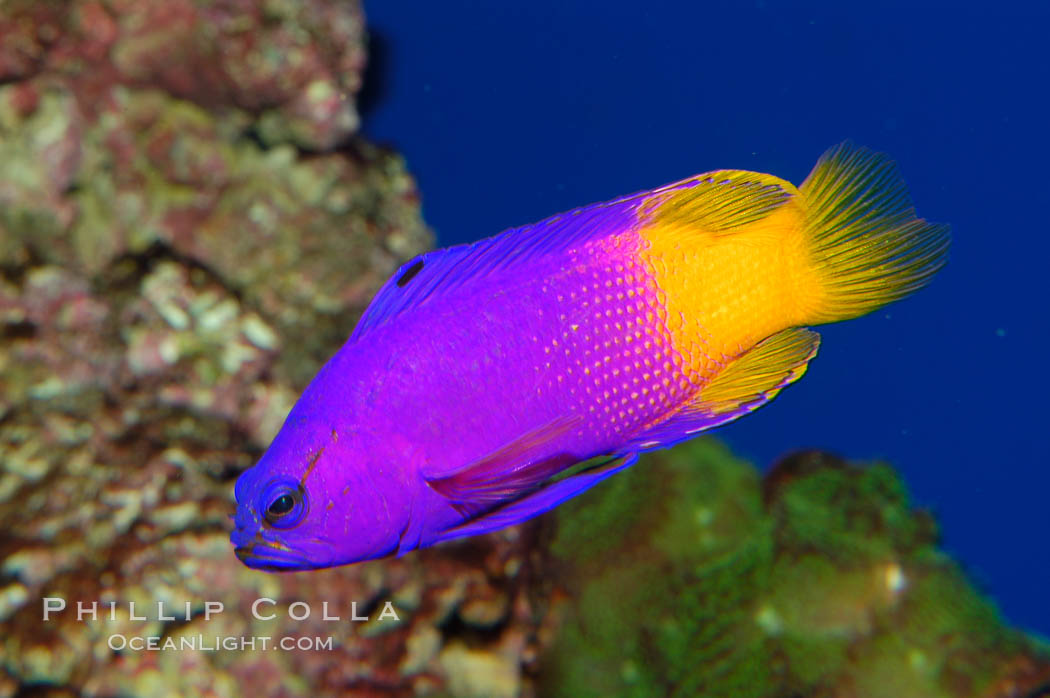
(800, 142, 950, 324)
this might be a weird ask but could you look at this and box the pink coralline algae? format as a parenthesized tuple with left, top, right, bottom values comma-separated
(0, 0, 366, 148)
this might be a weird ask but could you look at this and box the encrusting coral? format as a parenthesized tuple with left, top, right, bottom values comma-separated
(538, 442, 1050, 698)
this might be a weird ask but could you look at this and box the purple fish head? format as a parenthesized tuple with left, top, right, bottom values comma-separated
(231, 411, 408, 571)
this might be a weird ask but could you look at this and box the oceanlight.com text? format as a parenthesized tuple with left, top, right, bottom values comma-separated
(107, 634, 334, 652)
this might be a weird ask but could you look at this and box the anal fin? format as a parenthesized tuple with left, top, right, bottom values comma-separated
(629, 328, 821, 450)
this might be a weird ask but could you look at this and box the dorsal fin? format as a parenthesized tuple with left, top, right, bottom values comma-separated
(638, 169, 795, 233)
(352, 168, 795, 340)
(350, 194, 644, 340)
(628, 328, 821, 451)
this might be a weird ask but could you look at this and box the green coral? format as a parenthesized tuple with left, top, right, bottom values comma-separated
(540, 442, 1050, 697)
(542, 441, 775, 698)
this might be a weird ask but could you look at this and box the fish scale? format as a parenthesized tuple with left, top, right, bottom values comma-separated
(531, 242, 698, 444)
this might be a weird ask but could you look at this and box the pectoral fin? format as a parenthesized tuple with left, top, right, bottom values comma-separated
(425, 414, 583, 515)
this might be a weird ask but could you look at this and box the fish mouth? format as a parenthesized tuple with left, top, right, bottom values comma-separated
(231, 530, 335, 572)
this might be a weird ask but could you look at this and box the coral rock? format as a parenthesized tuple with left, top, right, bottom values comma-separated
(0, 2, 561, 697)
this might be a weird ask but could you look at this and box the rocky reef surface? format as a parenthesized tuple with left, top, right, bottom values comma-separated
(2, 2, 1048, 697)
(0, 1, 543, 696)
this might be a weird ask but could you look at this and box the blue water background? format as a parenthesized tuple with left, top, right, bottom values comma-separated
(361, 1, 1050, 635)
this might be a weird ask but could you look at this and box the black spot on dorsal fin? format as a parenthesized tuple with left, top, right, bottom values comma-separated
(396, 259, 424, 287)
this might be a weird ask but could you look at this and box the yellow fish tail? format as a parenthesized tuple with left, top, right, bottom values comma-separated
(634, 142, 949, 391)
(798, 142, 951, 325)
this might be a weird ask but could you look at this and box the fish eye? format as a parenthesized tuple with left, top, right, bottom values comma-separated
(268, 494, 295, 516)
(259, 480, 308, 528)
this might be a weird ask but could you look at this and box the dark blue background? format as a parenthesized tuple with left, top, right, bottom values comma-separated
(361, 1, 1050, 635)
